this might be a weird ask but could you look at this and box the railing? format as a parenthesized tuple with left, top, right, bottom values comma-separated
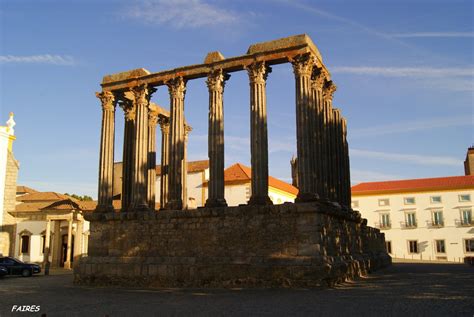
(374, 222, 391, 230)
(400, 221, 417, 229)
(426, 220, 444, 228)
(455, 219, 474, 227)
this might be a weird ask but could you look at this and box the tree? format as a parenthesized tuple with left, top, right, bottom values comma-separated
(64, 193, 93, 201)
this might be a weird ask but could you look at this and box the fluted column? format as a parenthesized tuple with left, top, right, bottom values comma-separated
(147, 105, 159, 210)
(96, 91, 116, 212)
(246, 62, 272, 205)
(130, 84, 155, 211)
(333, 109, 342, 204)
(159, 116, 170, 209)
(119, 94, 135, 211)
(292, 54, 318, 202)
(322, 81, 337, 202)
(205, 69, 229, 207)
(311, 67, 328, 200)
(182, 125, 192, 209)
(342, 118, 351, 208)
(166, 77, 186, 210)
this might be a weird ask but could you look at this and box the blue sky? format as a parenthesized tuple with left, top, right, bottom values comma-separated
(0, 0, 473, 198)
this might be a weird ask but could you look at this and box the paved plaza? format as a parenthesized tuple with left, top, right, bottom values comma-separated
(0, 262, 473, 316)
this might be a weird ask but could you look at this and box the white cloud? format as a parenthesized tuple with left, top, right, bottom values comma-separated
(0, 54, 75, 66)
(391, 32, 474, 38)
(124, 0, 240, 28)
(350, 115, 473, 138)
(332, 66, 474, 78)
(351, 149, 462, 167)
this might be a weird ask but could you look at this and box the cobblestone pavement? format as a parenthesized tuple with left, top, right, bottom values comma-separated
(0, 263, 473, 317)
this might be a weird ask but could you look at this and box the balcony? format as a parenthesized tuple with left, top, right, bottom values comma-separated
(374, 222, 391, 230)
(455, 219, 474, 227)
(400, 221, 417, 229)
(426, 220, 444, 228)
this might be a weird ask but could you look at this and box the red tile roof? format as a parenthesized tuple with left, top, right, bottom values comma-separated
(17, 192, 70, 202)
(224, 163, 298, 196)
(352, 175, 474, 195)
(16, 186, 38, 194)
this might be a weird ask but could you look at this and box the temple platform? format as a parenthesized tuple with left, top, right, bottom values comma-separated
(74, 202, 391, 288)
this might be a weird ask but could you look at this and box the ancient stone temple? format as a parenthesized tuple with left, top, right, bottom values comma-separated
(75, 34, 390, 287)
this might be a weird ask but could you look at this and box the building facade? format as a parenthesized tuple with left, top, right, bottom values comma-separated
(352, 156, 474, 262)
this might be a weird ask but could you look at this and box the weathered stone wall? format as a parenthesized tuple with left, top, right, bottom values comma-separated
(0, 152, 19, 256)
(75, 202, 390, 288)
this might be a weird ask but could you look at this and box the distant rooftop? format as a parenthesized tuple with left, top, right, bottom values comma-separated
(352, 175, 474, 196)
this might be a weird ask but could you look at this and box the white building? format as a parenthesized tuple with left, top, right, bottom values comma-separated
(352, 148, 474, 262)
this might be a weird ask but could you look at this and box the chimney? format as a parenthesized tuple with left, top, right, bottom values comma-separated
(465, 146, 474, 175)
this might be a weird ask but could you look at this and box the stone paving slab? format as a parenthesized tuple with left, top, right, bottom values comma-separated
(0, 263, 473, 316)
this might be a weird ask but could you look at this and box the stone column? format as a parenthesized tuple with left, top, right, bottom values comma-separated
(332, 109, 342, 204)
(205, 69, 229, 207)
(158, 116, 170, 209)
(96, 91, 116, 212)
(166, 77, 186, 210)
(130, 85, 155, 211)
(73, 219, 83, 266)
(322, 81, 337, 202)
(311, 68, 327, 200)
(182, 125, 192, 209)
(246, 62, 272, 205)
(42, 219, 51, 275)
(292, 54, 318, 202)
(147, 106, 159, 210)
(342, 118, 351, 208)
(64, 218, 73, 269)
(119, 94, 135, 211)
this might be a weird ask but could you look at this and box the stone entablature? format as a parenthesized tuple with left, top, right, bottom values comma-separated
(76, 203, 389, 287)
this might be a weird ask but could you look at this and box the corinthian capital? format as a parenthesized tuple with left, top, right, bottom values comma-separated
(96, 91, 115, 111)
(148, 105, 159, 127)
(166, 77, 186, 99)
(158, 115, 170, 133)
(117, 91, 136, 121)
(246, 61, 272, 85)
(206, 69, 230, 93)
(311, 67, 327, 90)
(291, 54, 314, 77)
(323, 80, 337, 101)
(132, 84, 156, 106)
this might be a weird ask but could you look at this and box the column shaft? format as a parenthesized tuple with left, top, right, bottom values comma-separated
(311, 68, 327, 200)
(64, 219, 73, 269)
(96, 91, 115, 212)
(333, 109, 342, 204)
(205, 69, 229, 207)
(182, 126, 191, 209)
(246, 62, 272, 205)
(166, 77, 186, 210)
(159, 117, 170, 209)
(342, 119, 351, 208)
(43, 219, 51, 274)
(323, 81, 337, 202)
(119, 96, 135, 211)
(147, 107, 159, 209)
(293, 54, 318, 202)
(130, 85, 154, 210)
(73, 220, 83, 265)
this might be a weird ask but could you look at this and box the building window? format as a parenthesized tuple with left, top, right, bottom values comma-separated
(385, 241, 392, 254)
(378, 199, 390, 207)
(430, 196, 442, 204)
(20, 235, 30, 254)
(352, 200, 359, 208)
(435, 240, 446, 253)
(380, 213, 391, 229)
(465, 239, 474, 253)
(245, 186, 251, 200)
(405, 212, 417, 228)
(461, 209, 472, 226)
(41, 235, 46, 254)
(408, 240, 418, 254)
(432, 210, 444, 226)
(404, 197, 416, 205)
(459, 194, 471, 202)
